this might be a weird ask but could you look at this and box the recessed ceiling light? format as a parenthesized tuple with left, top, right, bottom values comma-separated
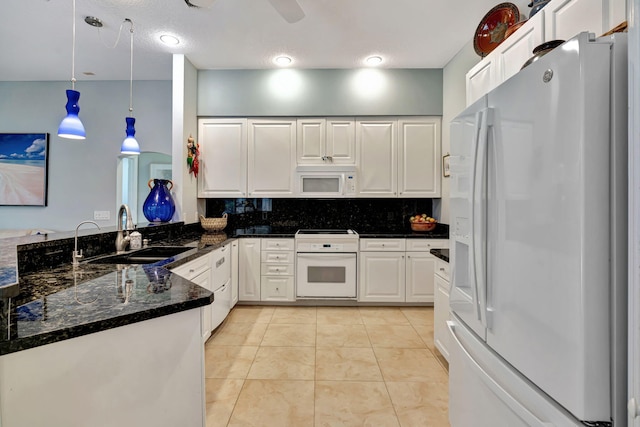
(160, 35, 180, 46)
(365, 55, 383, 66)
(274, 56, 293, 66)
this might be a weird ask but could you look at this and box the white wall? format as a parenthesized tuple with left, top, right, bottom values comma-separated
(171, 55, 199, 224)
(436, 41, 480, 224)
(197, 69, 443, 116)
(0, 81, 172, 231)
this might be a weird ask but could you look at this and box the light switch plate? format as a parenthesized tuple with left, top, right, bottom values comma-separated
(94, 210, 110, 220)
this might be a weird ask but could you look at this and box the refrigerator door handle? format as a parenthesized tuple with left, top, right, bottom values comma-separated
(447, 321, 555, 427)
(470, 108, 491, 327)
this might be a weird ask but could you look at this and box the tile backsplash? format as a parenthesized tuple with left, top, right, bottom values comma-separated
(205, 198, 434, 232)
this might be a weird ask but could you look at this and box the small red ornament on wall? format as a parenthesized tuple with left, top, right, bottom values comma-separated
(187, 134, 199, 177)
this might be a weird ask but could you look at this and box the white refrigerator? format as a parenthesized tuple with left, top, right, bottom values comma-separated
(448, 32, 628, 426)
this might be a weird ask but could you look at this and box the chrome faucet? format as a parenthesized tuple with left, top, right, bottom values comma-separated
(115, 204, 134, 254)
(72, 220, 101, 266)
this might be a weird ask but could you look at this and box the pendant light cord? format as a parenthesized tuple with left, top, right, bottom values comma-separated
(127, 18, 134, 116)
(71, 0, 77, 90)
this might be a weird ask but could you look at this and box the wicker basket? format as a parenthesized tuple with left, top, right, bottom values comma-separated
(410, 221, 437, 232)
(201, 232, 228, 245)
(200, 213, 228, 231)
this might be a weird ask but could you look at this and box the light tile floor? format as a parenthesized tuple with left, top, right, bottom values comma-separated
(204, 306, 450, 427)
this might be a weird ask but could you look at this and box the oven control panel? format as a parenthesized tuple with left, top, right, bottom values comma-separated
(295, 240, 359, 253)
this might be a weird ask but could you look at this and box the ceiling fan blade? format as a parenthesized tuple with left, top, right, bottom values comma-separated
(267, 0, 305, 23)
(185, 0, 216, 7)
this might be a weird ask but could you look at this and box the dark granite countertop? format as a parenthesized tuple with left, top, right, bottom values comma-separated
(430, 248, 450, 263)
(0, 226, 233, 356)
(0, 221, 449, 355)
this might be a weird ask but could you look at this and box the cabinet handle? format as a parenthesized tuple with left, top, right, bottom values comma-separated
(439, 267, 445, 271)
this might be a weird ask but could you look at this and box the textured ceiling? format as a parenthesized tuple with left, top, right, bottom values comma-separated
(1, 0, 530, 81)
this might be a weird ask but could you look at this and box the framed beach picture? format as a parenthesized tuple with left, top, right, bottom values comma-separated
(0, 133, 49, 206)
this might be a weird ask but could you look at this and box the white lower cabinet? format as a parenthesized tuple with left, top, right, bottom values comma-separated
(434, 258, 451, 362)
(359, 238, 448, 303)
(171, 253, 213, 342)
(260, 238, 295, 302)
(191, 269, 213, 342)
(405, 252, 437, 303)
(231, 239, 239, 307)
(358, 239, 406, 302)
(239, 238, 261, 301)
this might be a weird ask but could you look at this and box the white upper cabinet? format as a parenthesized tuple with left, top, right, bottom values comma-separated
(466, 0, 627, 105)
(467, 55, 498, 107)
(247, 119, 296, 197)
(296, 118, 356, 165)
(544, 0, 626, 41)
(356, 119, 398, 197)
(496, 11, 546, 83)
(197, 118, 248, 198)
(398, 117, 442, 198)
(326, 119, 357, 164)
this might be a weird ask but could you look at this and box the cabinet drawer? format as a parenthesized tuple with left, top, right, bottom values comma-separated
(261, 238, 294, 251)
(261, 250, 294, 263)
(359, 239, 406, 252)
(406, 239, 449, 252)
(261, 276, 295, 301)
(171, 253, 211, 280)
(261, 263, 295, 276)
(434, 258, 450, 282)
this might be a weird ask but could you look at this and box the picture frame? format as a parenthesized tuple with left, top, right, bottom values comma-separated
(149, 163, 172, 181)
(443, 153, 451, 177)
(0, 133, 49, 206)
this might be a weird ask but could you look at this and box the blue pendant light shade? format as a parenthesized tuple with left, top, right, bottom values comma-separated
(121, 117, 140, 155)
(58, 0, 86, 140)
(58, 89, 86, 139)
(120, 19, 140, 156)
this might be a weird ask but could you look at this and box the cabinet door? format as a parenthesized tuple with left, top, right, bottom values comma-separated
(326, 119, 356, 164)
(197, 118, 247, 198)
(296, 118, 326, 164)
(247, 119, 296, 197)
(191, 270, 213, 342)
(495, 11, 545, 83)
(238, 238, 261, 301)
(261, 276, 295, 301)
(359, 252, 405, 302)
(434, 273, 450, 362)
(544, 0, 625, 41)
(356, 119, 397, 197)
(405, 252, 437, 303)
(466, 56, 497, 107)
(398, 117, 441, 198)
(231, 240, 239, 308)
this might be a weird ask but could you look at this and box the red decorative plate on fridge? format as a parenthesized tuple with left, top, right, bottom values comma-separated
(473, 2, 521, 57)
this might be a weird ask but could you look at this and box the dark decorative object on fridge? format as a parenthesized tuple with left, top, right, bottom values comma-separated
(528, 0, 551, 18)
(143, 179, 176, 222)
(521, 39, 566, 69)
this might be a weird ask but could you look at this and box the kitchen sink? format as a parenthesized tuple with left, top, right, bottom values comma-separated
(86, 246, 195, 265)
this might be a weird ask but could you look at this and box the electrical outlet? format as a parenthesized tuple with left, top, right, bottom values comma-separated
(94, 210, 110, 220)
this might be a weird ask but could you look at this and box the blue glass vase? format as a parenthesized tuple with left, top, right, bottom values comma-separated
(143, 179, 176, 223)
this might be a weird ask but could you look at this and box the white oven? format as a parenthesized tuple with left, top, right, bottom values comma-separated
(295, 230, 358, 299)
(295, 166, 357, 198)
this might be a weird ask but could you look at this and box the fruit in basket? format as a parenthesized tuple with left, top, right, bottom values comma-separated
(410, 214, 436, 223)
(410, 214, 437, 231)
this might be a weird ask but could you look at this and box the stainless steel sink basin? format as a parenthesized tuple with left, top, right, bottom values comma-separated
(86, 246, 195, 265)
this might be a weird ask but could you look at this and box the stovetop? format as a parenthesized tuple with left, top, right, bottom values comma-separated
(296, 229, 356, 235)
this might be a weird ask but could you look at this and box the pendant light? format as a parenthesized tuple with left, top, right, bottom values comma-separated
(58, 0, 86, 140)
(120, 19, 140, 155)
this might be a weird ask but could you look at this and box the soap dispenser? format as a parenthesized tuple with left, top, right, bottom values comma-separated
(130, 228, 142, 250)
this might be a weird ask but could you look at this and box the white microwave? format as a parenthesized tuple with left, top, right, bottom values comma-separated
(295, 166, 357, 198)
